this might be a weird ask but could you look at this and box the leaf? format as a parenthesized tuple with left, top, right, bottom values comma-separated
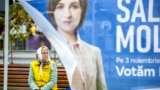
(9, 2, 33, 42)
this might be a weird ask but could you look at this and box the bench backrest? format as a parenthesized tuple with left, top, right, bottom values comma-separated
(0, 64, 69, 90)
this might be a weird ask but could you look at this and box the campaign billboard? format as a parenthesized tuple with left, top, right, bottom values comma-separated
(20, 0, 160, 90)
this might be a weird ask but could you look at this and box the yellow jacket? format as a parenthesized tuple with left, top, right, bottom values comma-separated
(28, 60, 57, 90)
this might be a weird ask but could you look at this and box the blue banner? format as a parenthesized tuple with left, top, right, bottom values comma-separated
(26, 0, 160, 90)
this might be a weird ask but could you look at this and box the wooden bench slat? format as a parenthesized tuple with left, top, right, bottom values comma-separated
(0, 79, 69, 84)
(0, 75, 68, 80)
(0, 70, 66, 75)
(57, 80, 69, 84)
(0, 87, 31, 90)
(8, 83, 29, 87)
(57, 84, 70, 88)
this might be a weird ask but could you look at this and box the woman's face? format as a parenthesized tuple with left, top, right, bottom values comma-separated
(53, 0, 82, 33)
(41, 48, 48, 62)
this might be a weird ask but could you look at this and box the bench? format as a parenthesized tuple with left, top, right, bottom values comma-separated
(0, 64, 69, 90)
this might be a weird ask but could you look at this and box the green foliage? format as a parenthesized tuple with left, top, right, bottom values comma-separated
(8, 2, 34, 63)
(0, 17, 4, 31)
(9, 2, 33, 42)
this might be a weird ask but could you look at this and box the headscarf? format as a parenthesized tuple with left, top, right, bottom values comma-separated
(36, 46, 53, 76)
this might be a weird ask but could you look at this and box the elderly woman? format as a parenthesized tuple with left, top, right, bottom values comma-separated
(28, 46, 57, 90)
(47, 0, 108, 90)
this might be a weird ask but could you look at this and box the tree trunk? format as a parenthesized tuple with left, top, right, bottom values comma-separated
(10, 41, 13, 64)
